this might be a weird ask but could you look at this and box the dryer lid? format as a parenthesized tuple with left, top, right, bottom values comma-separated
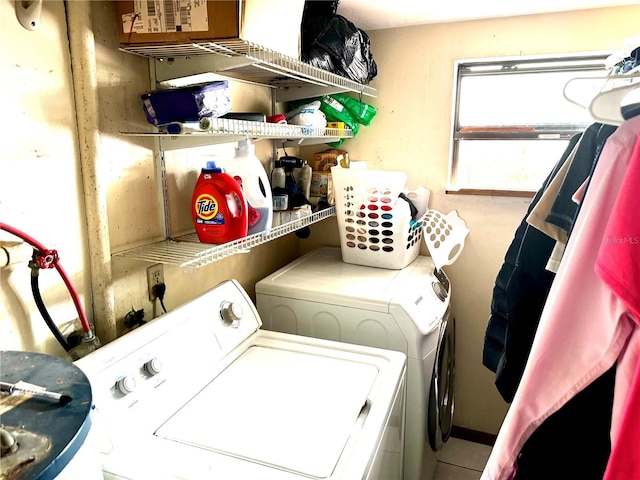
(155, 345, 379, 478)
(256, 246, 433, 312)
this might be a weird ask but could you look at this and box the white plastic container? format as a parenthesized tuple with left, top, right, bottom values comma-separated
(225, 140, 273, 235)
(331, 167, 431, 270)
(271, 162, 286, 189)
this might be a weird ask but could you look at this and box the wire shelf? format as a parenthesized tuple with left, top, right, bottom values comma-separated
(113, 207, 335, 268)
(120, 39, 377, 100)
(121, 119, 353, 149)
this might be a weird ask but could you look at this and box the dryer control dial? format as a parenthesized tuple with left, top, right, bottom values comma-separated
(220, 301, 243, 327)
(143, 358, 162, 376)
(115, 375, 136, 395)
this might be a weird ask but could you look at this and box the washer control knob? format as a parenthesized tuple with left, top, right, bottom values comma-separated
(220, 301, 243, 327)
(432, 281, 448, 301)
(115, 375, 136, 395)
(143, 358, 162, 376)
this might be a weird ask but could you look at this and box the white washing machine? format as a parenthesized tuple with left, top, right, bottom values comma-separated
(75, 279, 406, 480)
(256, 247, 455, 480)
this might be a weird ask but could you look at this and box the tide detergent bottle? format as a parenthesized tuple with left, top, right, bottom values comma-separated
(225, 139, 273, 235)
(192, 161, 248, 244)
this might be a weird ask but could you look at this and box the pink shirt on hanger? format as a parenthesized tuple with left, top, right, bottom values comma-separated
(481, 115, 640, 480)
(597, 134, 640, 480)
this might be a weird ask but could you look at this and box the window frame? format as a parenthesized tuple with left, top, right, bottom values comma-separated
(447, 52, 611, 197)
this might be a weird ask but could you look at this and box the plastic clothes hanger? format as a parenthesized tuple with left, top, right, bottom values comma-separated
(563, 34, 640, 124)
(588, 73, 640, 126)
(563, 73, 640, 125)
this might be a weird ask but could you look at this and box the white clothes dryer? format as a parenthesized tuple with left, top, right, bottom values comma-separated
(256, 246, 455, 480)
(75, 279, 406, 480)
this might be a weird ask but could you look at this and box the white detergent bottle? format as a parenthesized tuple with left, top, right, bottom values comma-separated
(226, 139, 273, 234)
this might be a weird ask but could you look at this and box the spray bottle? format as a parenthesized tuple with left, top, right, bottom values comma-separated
(280, 155, 305, 206)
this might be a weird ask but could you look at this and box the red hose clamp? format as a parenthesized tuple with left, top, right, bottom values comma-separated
(36, 249, 58, 269)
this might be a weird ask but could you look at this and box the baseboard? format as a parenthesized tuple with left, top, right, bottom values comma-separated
(450, 426, 497, 446)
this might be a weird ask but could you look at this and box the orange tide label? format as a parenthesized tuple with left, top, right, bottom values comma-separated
(195, 193, 219, 220)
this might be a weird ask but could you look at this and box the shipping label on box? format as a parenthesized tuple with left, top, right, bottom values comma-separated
(122, 0, 209, 35)
(118, 0, 303, 59)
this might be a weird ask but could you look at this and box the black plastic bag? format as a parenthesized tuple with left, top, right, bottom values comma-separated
(301, 0, 340, 53)
(302, 14, 377, 83)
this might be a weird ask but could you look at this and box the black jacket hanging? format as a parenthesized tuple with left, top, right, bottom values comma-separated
(482, 119, 624, 402)
(483, 120, 621, 402)
(482, 134, 580, 402)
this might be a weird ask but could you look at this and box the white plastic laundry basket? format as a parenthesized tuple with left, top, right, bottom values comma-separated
(331, 167, 431, 269)
(421, 209, 470, 270)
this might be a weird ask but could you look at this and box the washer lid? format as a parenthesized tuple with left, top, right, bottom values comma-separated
(256, 246, 434, 312)
(155, 345, 379, 478)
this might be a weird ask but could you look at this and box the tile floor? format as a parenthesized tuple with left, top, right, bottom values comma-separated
(433, 437, 493, 480)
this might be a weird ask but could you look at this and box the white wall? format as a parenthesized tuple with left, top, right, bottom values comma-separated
(0, 0, 88, 356)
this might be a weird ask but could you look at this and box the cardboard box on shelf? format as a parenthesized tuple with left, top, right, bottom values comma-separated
(116, 0, 304, 59)
(309, 169, 335, 206)
(312, 148, 349, 171)
(310, 171, 329, 197)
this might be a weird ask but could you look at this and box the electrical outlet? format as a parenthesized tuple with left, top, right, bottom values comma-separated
(147, 264, 164, 301)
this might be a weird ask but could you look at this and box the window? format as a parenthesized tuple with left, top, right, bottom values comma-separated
(448, 54, 611, 195)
